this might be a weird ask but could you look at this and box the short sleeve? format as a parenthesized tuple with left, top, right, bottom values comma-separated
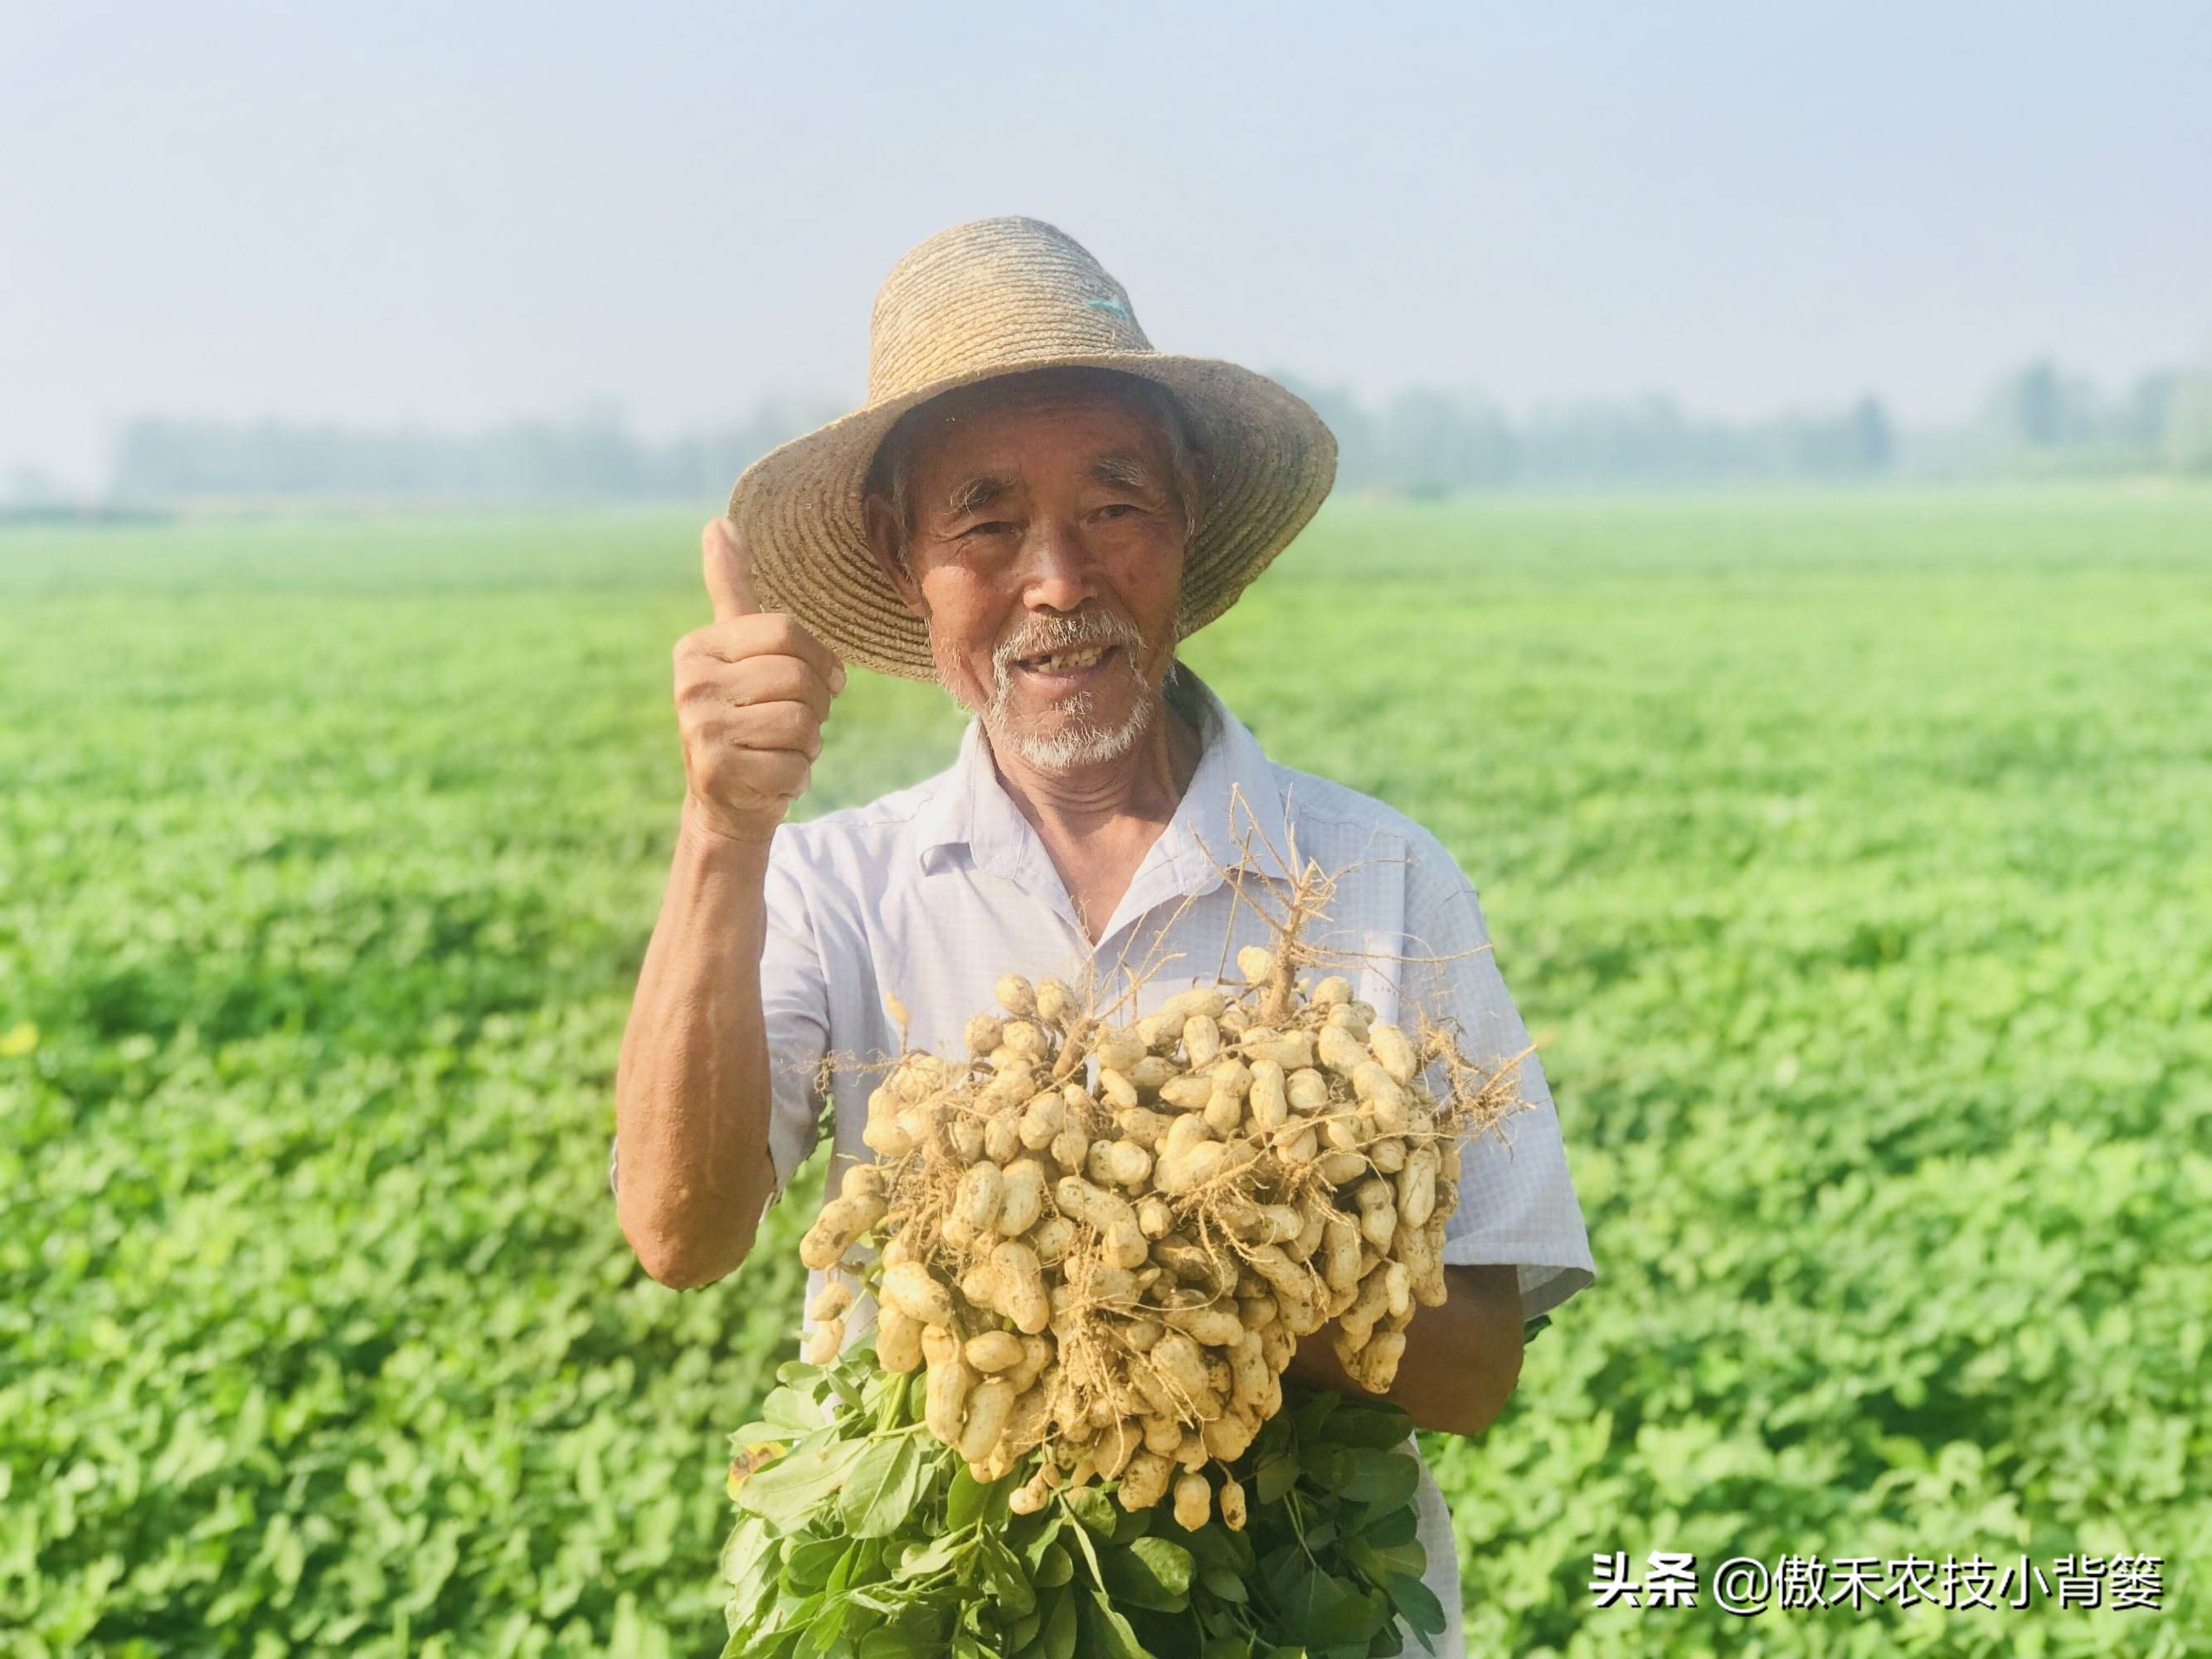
(608, 825, 834, 1233)
(1407, 876, 1596, 1322)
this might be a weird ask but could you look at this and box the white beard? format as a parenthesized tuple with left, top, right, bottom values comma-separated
(993, 684, 1159, 771)
(931, 610, 1164, 774)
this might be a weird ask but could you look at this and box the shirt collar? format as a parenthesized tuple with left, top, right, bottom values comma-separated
(914, 666, 1296, 934)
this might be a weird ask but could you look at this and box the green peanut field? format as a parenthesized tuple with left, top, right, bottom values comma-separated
(3, 489, 2207, 1657)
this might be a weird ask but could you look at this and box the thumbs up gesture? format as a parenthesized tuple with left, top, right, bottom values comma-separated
(673, 518, 848, 846)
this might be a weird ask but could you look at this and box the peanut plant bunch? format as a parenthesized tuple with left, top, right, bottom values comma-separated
(722, 1335, 1450, 1658)
(796, 941, 1522, 1530)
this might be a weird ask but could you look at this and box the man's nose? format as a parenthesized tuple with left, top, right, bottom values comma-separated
(1017, 516, 1096, 611)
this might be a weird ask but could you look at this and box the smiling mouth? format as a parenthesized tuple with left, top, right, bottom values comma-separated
(1014, 643, 1117, 676)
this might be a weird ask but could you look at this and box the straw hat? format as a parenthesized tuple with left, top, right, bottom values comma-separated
(725, 216, 1338, 679)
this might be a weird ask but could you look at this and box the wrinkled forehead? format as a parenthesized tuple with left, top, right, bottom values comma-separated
(869, 367, 1180, 493)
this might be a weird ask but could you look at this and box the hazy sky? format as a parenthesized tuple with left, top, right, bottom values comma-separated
(7, 2, 2210, 489)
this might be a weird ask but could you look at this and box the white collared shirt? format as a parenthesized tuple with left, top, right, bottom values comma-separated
(616, 667, 1595, 1652)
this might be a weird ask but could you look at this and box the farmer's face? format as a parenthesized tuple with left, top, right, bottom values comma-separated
(876, 379, 1190, 771)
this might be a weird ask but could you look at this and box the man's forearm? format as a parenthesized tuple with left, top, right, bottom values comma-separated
(1285, 1263, 1524, 1438)
(614, 807, 782, 1288)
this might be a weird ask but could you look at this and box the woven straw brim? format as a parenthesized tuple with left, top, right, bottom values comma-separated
(725, 353, 1338, 679)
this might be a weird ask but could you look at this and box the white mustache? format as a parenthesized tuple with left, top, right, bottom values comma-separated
(992, 611, 1145, 682)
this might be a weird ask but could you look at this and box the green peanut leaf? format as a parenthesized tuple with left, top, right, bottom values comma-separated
(840, 1436, 926, 1538)
(946, 1462, 1011, 1530)
(1355, 1506, 1419, 1550)
(1384, 1571, 1447, 1638)
(1253, 1452, 1301, 1505)
(1099, 1534, 1193, 1612)
(1199, 1564, 1248, 1603)
(1305, 1444, 1418, 1507)
(1033, 1539, 1073, 1589)
(1083, 1588, 1148, 1659)
(1035, 1586, 1078, 1659)
(854, 1627, 934, 1659)
(739, 1439, 868, 1527)
(1260, 1550, 1384, 1648)
(760, 1385, 830, 1435)
(1315, 1404, 1417, 1451)
(1347, 1535, 1426, 1584)
(1062, 1485, 1118, 1539)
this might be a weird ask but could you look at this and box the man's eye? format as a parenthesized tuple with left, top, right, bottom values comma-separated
(960, 521, 1013, 539)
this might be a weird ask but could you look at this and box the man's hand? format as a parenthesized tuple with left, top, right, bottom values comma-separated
(675, 519, 847, 846)
(1286, 1263, 1525, 1438)
(617, 520, 832, 1287)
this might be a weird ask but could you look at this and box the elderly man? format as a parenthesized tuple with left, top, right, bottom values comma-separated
(612, 216, 1593, 1652)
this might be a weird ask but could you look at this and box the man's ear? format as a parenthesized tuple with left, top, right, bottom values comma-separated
(1184, 447, 1216, 542)
(863, 496, 928, 620)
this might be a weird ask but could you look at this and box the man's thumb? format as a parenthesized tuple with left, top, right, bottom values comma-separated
(702, 518, 761, 621)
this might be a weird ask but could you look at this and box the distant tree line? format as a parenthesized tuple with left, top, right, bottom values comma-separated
(1278, 355, 2211, 494)
(1272, 378, 1899, 493)
(106, 398, 842, 506)
(1966, 360, 2207, 474)
(95, 351, 2212, 505)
